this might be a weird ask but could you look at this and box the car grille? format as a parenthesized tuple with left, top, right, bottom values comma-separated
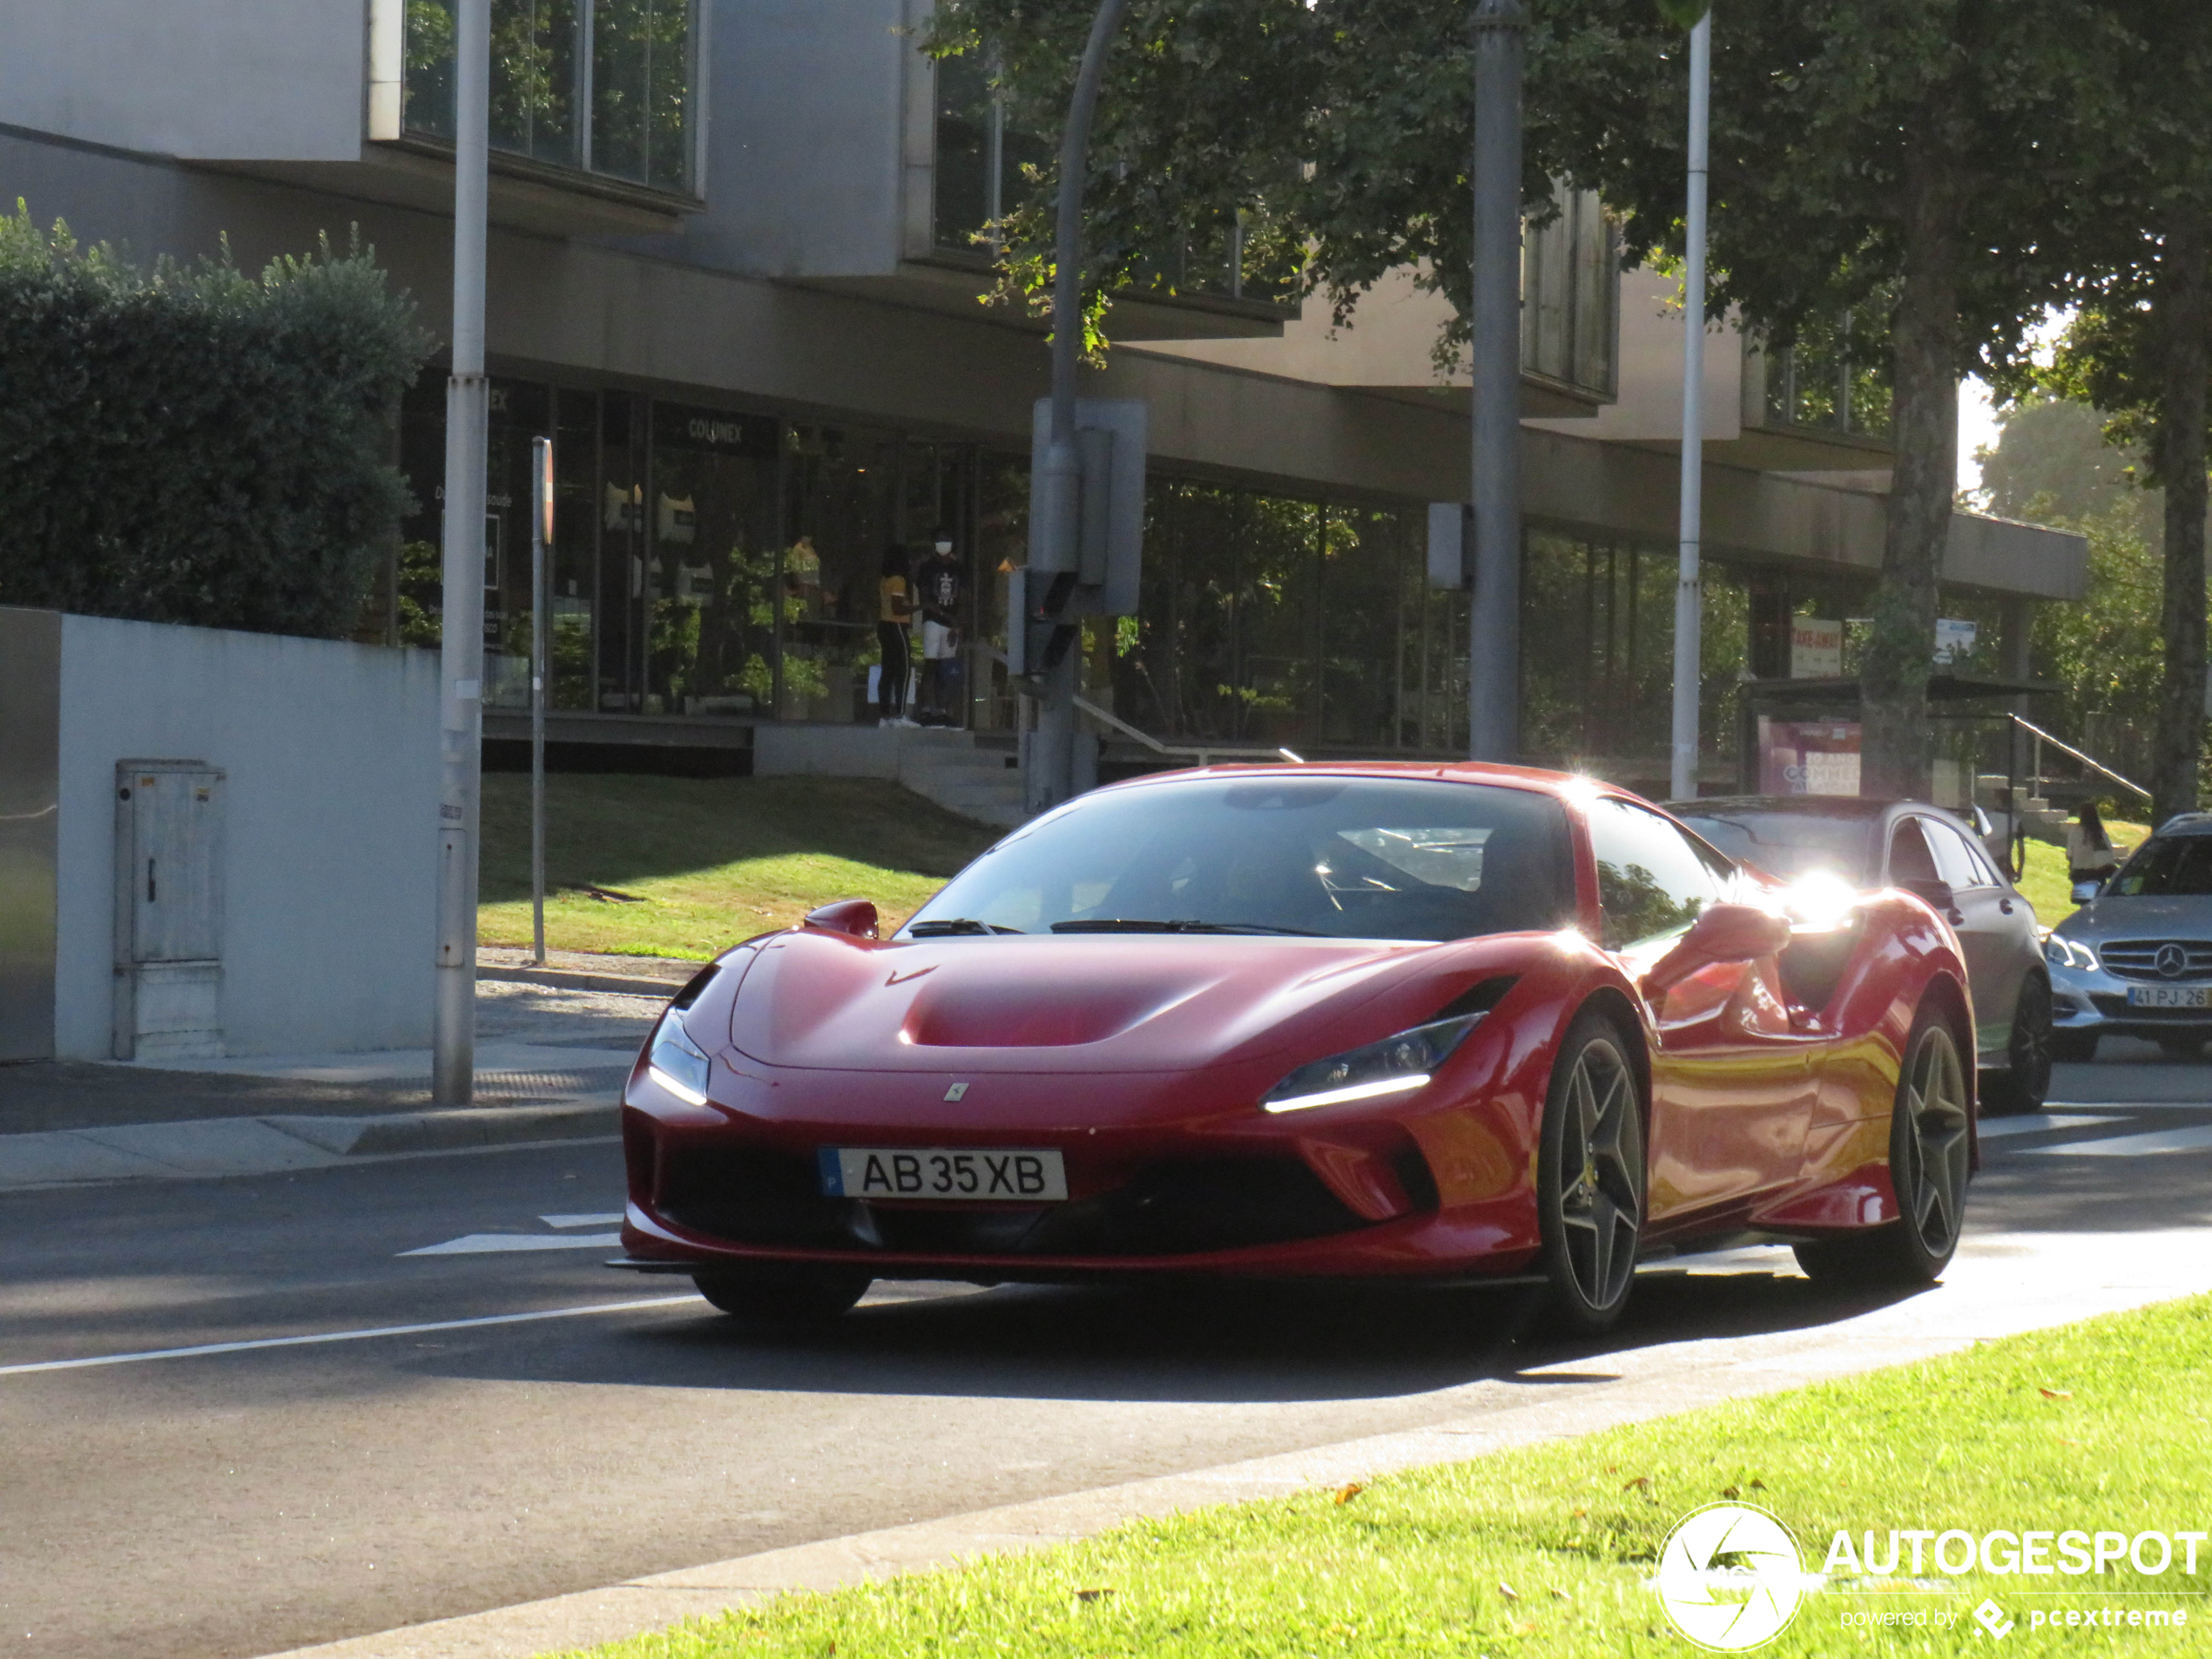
(656, 1148, 1375, 1258)
(2096, 940, 2212, 981)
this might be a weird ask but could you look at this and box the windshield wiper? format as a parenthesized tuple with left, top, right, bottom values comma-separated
(1050, 919, 1322, 936)
(908, 918, 1024, 937)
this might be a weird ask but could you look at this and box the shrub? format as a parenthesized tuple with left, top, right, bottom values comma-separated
(0, 203, 429, 637)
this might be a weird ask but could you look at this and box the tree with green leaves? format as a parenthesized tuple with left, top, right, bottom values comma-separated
(934, 0, 2133, 796)
(2012, 4, 2212, 826)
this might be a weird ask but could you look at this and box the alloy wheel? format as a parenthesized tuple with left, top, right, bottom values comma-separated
(1894, 1023, 1971, 1259)
(1554, 1035, 1642, 1314)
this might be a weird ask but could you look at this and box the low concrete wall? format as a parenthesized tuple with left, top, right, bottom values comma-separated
(52, 614, 440, 1060)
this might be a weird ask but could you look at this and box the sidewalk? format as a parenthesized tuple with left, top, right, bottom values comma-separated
(0, 966, 677, 1192)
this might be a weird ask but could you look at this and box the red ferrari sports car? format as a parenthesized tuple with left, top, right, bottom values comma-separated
(614, 764, 1976, 1332)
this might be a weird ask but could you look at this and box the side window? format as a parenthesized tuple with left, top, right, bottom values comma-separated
(1887, 819, 1939, 885)
(1925, 820, 1992, 891)
(1587, 799, 1728, 949)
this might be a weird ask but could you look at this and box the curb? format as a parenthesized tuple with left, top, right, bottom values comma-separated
(478, 965, 688, 997)
(0, 1100, 618, 1191)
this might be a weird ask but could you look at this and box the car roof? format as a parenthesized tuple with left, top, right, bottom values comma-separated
(1088, 759, 1608, 803)
(1666, 795, 1898, 820)
(2154, 813, 2212, 838)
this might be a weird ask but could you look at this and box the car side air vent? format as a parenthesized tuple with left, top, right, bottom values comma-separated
(670, 963, 719, 1012)
(1430, 974, 1517, 1022)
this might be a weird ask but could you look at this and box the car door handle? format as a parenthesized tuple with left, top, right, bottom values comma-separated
(1999, 897, 2014, 914)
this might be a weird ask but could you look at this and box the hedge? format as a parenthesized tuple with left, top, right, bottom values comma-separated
(0, 203, 428, 638)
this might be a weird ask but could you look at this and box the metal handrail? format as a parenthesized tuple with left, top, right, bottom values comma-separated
(1071, 693, 1288, 767)
(2008, 712, 2152, 806)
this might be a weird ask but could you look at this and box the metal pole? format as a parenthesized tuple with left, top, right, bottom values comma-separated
(1025, 0, 1130, 816)
(1669, 10, 1711, 802)
(1468, 0, 1527, 763)
(530, 436, 551, 968)
(432, 0, 490, 1107)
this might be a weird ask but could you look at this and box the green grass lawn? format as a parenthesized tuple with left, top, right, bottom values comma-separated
(478, 774, 1001, 961)
(561, 1293, 2212, 1658)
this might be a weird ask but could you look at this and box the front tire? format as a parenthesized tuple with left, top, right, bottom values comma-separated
(1535, 1015, 1646, 1333)
(693, 1264, 873, 1324)
(1795, 1004, 1972, 1288)
(1980, 975, 2052, 1115)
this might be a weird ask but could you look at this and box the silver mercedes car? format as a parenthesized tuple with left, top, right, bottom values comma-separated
(2047, 812, 2212, 1060)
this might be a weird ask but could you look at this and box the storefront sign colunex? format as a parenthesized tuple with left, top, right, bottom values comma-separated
(652, 401, 778, 456)
(1757, 717, 1861, 798)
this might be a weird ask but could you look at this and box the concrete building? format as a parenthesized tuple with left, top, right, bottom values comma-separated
(0, 0, 2085, 810)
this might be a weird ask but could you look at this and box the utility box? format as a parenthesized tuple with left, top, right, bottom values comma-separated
(112, 759, 225, 1061)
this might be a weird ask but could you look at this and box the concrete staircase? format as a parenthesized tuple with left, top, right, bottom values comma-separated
(752, 723, 1026, 829)
(894, 728, 1026, 828)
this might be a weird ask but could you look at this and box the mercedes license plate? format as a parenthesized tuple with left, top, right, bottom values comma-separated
(2126, 984, 2212, 1009)
(819, 1147, 1068, 1202)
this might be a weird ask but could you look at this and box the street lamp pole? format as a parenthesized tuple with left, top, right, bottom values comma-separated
(432, 0, 490, 1106)
(1669, 10, 1712, 802)
(1024, 0, 1130, 815)
(1468, 0, 1527, 764)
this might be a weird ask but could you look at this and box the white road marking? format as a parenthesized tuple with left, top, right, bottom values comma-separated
(401, 1232, 621, 1256)
(2024, 1124, 2212, 1157)
(0, 1296, 698, 1379)
(540, 1212, 624, 1228)
(1977, 1113, 2121, 1140)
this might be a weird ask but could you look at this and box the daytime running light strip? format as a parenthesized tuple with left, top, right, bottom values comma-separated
(1262, 1072, 1431, 1114)
(648, 1064, 710, 1106)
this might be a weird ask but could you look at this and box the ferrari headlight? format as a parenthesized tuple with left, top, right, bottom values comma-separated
(2044, 934, 2097, 974)
(647, 1010, 713, 1105)
(1262, 1013, 1484, 1114)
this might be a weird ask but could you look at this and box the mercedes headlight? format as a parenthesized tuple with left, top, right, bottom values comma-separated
(1262, 1013, 1484, 1114)
(647, 1009, 713, 1104)
(2044, 935, 2097, 973)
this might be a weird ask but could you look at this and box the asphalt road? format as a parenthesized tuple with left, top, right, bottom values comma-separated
(4, 1048, 2211, 1659)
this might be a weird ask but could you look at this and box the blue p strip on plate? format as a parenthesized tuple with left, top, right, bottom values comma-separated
(816, 1146, 844, 1196)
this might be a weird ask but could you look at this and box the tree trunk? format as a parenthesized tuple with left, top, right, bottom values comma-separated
(2152, 203, 2209, 830)
(1862, 144, 1962, 799)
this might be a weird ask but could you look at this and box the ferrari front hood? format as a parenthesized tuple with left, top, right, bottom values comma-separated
(723, 930, 1447, 1074)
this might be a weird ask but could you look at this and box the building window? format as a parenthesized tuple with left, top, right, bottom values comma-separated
(1522, 189, 1619, 403)
(404, 0, 699, 196)
(1760, 300, 1892, 439)
(929, 56, 1294, 307)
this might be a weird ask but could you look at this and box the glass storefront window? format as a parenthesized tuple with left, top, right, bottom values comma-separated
(642, 404, 780, 717)
(404, 0, 698, 196)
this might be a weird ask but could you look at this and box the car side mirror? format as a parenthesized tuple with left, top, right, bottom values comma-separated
(1644, 902, 1792, 995)
(2069, 880, 2101, 905)
(1898, 876, 1957, 914)
(802, 898, 880, 939)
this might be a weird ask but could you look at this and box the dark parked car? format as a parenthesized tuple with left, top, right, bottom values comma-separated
(1669, 796, 2051, 1111)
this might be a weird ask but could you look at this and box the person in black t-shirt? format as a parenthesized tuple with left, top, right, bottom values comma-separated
(914, 530, 963, 725)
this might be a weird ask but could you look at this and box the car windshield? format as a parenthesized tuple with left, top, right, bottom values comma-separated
(1672, 810, 1872, 884)
(901, 777, 1577, 943)
(2107, 834, 2212, 897)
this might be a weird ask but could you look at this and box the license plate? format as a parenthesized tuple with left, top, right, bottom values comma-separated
(818, 1147, 1068, 1203)
(2126, 985, 2212, 1008)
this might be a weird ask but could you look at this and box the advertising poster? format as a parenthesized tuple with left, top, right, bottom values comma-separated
(1790, 617, 1844, 678)
(1760, 716, 1863, 795)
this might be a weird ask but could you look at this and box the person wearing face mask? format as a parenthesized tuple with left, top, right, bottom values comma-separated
(914, 529, 964, 726)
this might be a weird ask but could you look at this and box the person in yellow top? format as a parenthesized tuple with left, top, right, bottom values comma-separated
(877, 541, 915, 726)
